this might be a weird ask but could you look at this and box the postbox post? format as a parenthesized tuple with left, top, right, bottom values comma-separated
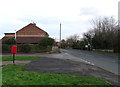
(13, 53, 15, 64)
(11, 46, 17, 64)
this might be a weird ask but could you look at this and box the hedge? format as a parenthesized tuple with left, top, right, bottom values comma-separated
(18, 44, 31, 53)
(2, 44, 12, 53)
(2, 44, 52, 53)
(29, 44, 52, 52)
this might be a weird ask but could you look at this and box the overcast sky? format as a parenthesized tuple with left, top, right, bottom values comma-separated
(0, 0, 119, 41)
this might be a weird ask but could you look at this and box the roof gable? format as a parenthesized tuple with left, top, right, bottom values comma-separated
(2, 23, 49, 44)
(16, 23, 48, 35)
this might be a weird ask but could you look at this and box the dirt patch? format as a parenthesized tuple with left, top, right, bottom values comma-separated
(1, 61, 31, 66)
(25, 57, 119, 85)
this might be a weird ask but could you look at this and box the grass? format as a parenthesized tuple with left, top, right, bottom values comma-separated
(2, 56, 42, 61)
(93, 50, 113, 54)
(2, 64, 113, 86)
(92, 50, 120, 56)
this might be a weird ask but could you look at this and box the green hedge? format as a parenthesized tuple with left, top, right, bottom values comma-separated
(29, 44, 52, 52)
(18, 44, 31, 53)
(2, 44, 52, 53)
(2, 44, 12, 53)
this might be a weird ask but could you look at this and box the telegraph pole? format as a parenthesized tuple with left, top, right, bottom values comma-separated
(15, 30, 16, 40)
(118, 1, 120, 27)
(60, 23, 61, 42)
(60, 23, 61, 48)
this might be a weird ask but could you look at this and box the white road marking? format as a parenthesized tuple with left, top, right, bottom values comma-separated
(81, 59, 95, 65)
(64, 52, 95, 66)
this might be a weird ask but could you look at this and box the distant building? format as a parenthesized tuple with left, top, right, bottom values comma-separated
(2, 23, 49, 44)
(56, 42, 60, 47)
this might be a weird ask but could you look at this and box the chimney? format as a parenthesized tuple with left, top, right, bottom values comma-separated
(32, 22, 36, 26)
(30, 22, 36, 26)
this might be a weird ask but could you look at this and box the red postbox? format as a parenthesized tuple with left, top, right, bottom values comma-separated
(11, 46, 17, 54)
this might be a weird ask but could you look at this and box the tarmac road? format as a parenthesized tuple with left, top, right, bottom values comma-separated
(2, 51, 119, 85)
(61, 49, 119, 75)
(25, 57, 119, 85)
(2, 49, 119, 75)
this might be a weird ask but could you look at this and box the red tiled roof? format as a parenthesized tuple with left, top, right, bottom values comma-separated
(16, 23, 49, 36)
(2, 23, 49, 44)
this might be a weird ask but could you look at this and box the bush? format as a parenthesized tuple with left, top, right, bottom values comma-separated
(38, 37, 55, 47)
(2, 44, 53, 53)
(38, 45, 52, 52)
(29, 44, 39, 52)
(2, 44, 11, 53)
(18, 44, 31, 53)
(61, 43, 67, 49)
(3, 38, 16, 45)
(28, 44, 51, 52)
(2, 38, 16, 53)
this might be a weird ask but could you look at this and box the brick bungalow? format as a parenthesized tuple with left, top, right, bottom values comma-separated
(2, 23, 49, 44)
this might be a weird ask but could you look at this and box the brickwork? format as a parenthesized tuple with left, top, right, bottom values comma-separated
(16, 23, 48, 36)
(2, 23, 49, 44)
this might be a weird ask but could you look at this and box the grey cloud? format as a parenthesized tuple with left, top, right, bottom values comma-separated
(80, 7, 100, 16)
(17, 17, 59, 25)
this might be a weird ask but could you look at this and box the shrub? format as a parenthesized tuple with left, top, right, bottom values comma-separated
(2, 38, 16, 53)
(29, 44, 47, 52)
(18, 44, 31, 53)
(61, 43, 67, 49)
(2, 44, 11, 53)
(38, 37, 55, 47)
(3, 38, 16, 45)
(38, 45, 52, 52)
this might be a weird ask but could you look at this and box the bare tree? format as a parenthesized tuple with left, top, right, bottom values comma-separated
(83, 16, 118, 52)
(66, 34, 80, 48)
(66, 34, 80, 43)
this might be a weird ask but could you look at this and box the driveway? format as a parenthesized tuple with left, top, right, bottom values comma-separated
(25, 57, 119, 85)
(2, 51, 119, 85)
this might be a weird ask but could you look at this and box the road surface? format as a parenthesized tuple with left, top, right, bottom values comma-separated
(61, 49, 119, 75)
(2, 50, 119, 85)
(26, 57, 118, 85)
(2, 49, 119, 75)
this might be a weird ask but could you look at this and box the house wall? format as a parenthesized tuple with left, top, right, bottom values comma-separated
(2, 23, 49, 44)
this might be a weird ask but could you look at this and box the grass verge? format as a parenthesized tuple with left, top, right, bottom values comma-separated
(2, 64, 113, 86)
(92, 50, 120, 56)
(2, 56, 42, 61)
